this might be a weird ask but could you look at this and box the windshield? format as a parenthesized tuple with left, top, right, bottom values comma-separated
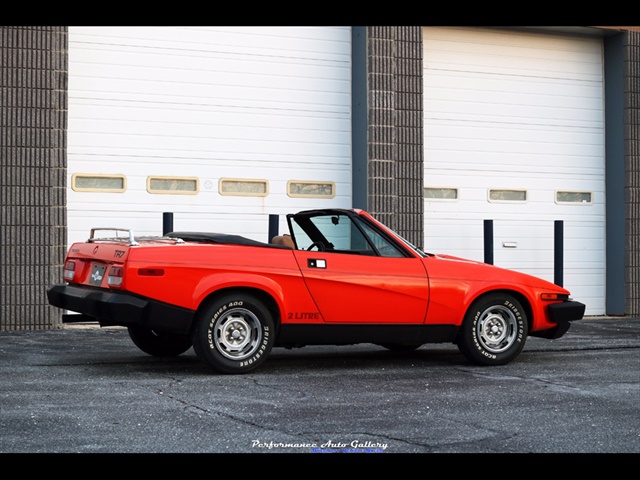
(289, 210, 428, 258)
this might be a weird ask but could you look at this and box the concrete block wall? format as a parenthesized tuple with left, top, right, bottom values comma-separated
(366, 26, 424, 249)
(626, 31, 640, 315)
(0, 26, 67, 330)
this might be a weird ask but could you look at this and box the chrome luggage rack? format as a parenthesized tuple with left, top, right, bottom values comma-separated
(87, 228, 184, 246)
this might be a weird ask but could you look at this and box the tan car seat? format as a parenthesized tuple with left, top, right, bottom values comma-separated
(271, 234, 295, 249)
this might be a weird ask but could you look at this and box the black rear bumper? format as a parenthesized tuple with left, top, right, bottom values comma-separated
(47, 284, 194, 335)
(531, 300, 586, 339)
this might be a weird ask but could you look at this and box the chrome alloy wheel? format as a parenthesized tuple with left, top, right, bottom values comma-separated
(476, 305, 518, 354)
(213, 308, 262, 360)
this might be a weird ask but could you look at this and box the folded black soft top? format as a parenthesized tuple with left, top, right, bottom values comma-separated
(166, 231, 287, 248)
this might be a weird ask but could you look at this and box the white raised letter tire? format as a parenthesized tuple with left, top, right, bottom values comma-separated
(191, 293, 275, 374)
(457, 292, 528, 366)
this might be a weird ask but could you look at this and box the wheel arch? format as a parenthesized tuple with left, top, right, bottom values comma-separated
(464, 288, 534, 333)
(194, 286, 282, 334)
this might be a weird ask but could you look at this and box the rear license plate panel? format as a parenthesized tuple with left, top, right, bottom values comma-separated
(89, 263, 107, 286)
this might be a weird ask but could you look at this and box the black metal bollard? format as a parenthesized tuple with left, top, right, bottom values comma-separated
(163, 212, 174, 236)
(484, 219, 494, 265)
(268, 214, 279, 242)
(554, 220, 563, 287)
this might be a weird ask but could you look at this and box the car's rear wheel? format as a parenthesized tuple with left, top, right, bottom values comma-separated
(127, 326, 192, 357)
(191, 293, 275, 374)
(457, 292, 528, 366)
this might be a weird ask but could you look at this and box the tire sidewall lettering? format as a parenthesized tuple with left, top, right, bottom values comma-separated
(503, 300, 525, 344)
(239, 326, 270, 368)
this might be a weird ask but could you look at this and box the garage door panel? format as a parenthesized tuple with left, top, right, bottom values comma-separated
(425, 29, 602, 58)
(426, 139, 600, 158)
(426, 70, 604, 99)
(426, 154, 603, 176)
(73, 26, 351, 59)
(70, 60, 349, 93)
(69, 118, 352, 145)
(70, 76, 348, 110)
(425, 29, 603, 81)
(425, 208, 605, 227)
(69, 105, 352, 133)
(425, 121, 603, 144)
(68, 148, 351, 170)
(426, 109, 602, 130)
(425, 58, 602, 82)
(426, 104, 603, 128)
(68, 131, 350, 157)
(426, 123, 602, 149)
(427, 151, 602, 172)
(69, 99, 349, 121)
(492, 237, 605, 254)
(69, 41, 351, 69)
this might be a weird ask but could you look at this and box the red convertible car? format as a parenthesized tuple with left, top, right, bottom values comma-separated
(47, 208, 585, 374)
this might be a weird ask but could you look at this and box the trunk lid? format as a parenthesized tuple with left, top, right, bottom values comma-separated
(63, 228, 178, 288)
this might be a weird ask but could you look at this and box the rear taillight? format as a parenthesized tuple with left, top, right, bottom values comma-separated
(63, 261, 76, 281)
(107, 266, 124, 287)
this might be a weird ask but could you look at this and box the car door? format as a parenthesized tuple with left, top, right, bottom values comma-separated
(290, 212, 429, 324)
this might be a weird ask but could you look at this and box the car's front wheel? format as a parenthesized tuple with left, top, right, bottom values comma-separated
(457, 293, 528, 366)
(191, 293, 275, 374)
(127, 326, 192, 357)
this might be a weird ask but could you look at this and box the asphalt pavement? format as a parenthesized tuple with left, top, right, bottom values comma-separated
(0, 316, 638, 456)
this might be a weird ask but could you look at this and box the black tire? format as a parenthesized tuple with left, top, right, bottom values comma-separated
(127, 326, 192, 357)
(457, 293, 528, 366)
(191, 293, 275, 374)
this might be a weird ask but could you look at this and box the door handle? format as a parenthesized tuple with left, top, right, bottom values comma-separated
(307, 259, 327, 269)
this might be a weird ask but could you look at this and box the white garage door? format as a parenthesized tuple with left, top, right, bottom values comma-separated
(423, 27, 605, 315)
(67, 27, 352, 245)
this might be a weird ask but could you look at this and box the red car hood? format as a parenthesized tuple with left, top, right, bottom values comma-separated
(424, 253, 570, 294)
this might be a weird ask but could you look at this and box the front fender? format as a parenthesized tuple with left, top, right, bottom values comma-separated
(426, 278, 536, 327)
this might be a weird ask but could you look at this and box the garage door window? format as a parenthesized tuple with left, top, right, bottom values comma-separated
(72, 174, 126, 193)
(147, 176, 199, 195)
(555, 191, 593, 205)
(424, 187, 458, 200)
(219, 178, 269, 197)
(488, 189, 527, 203)
(287, 181, 336, 199)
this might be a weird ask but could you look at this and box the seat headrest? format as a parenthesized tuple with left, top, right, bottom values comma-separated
(271, 235, 295, 249)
